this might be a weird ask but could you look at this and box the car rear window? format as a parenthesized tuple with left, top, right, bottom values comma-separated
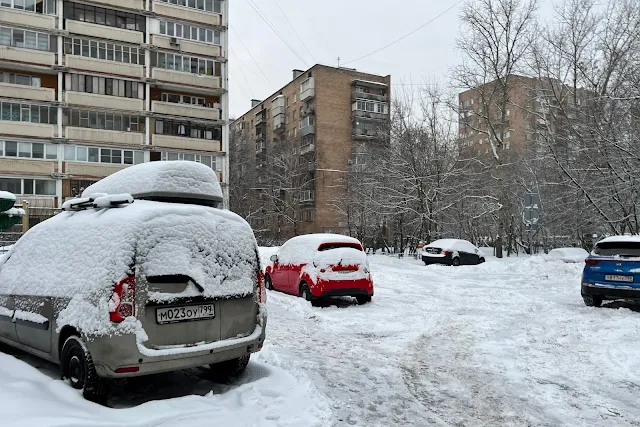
(593, 241, 640, 257)
(318, 243, 363, 252)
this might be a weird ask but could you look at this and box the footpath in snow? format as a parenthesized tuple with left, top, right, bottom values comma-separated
(1, 251, 640, 426)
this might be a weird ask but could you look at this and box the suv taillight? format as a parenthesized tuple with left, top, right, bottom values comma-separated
(443, 250, 450, 256)
(109, 275, 136, 323)
(585, 258, 599, 266)
(257, 270, 265, 303)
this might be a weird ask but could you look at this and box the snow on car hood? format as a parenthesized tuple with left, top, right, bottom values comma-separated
(313, 247, 368, 268)
(0, 200, 258, 335)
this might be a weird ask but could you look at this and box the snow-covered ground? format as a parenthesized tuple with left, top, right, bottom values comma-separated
(2, 251, 640, 426)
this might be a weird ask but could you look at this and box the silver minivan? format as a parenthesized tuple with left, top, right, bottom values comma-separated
(0, 161, 267, 403)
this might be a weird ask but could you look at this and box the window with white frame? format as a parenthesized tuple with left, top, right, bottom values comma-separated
(158, 20, 221, 45)
(161, 93, 206, 106)
(63, 144, 144, 164)
(300, 78, 313, 92)
(301, 135, 314, 148)
(156, 0, 222, 14)
(1, 0, 56, 14)
(0, 72, 41, 87)
(66, 74, 144, 99)
(0, 26, 52, 51)
(355, 99, 388, 114)
(0, 140, 56, 159)
(299, 115, 314, 129)
(299, 190, 313, 202)
(64, 37, 145, 65)
(152, 51, 220, 76)
(0, 177, 55, 195)
(155, 119, 221, 140)
(160, 151, 219, 170)
(0, 101, 57, 124)
(65, 109, 145, 132)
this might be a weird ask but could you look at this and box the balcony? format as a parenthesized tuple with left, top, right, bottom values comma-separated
(0, 158, 56, 175)
(65, 162, 128, 177)
(299, 116, 315, 137)
(0, 121, 55, 138)
(64, 92, 144, 111)
(352, 109, 387, 121)
(271, 105, 285, 117)
(152, 134, 222, 152)
(352, 128, 378, 140)
(89, 0, 144, 10)
(0, 82, 55, 102)
(255, 113, 265, 126)
(352, 91, 388, 103)
(300, 143, 314, 154)
(153, 2, 222, 27)
(66, 20, 144, 45)
(152, 101, 221, 120)
(66, 56, 144, 78)
(65, 127, 144, 146)
(0, 8, 56, 30)
(0, 45, 55, 67)
(300, 77, 315, 101)
(153, 35, 221, 58)
(152, 68, 221, 90)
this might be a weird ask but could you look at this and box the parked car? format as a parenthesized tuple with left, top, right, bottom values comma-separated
(0, 162, 266, 403)
(548, 247, 589, 263)
(421, 239, 485, 266)
(265, 234, 374, 305)
(581, 236, 640, 307)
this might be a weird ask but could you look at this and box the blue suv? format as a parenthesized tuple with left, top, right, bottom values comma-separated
(582, 236, 640, 307)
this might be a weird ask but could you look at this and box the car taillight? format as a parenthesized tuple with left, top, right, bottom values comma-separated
(109, 275, 136, 323)
(443, 250, 449, 256)
(257, 269, 265, 303)
(585, 258, 599, 266)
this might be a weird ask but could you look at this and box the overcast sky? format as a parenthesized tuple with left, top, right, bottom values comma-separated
(228, 0, 555, 118)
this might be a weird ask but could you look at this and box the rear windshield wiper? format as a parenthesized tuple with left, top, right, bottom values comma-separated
(147, 274, 204, 292)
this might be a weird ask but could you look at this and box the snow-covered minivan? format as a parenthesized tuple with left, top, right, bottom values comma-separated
(0, 162, 266, 403)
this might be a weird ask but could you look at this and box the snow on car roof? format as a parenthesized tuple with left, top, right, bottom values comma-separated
(82, 161, 223, 203)
(0, 200, 257, 335)
(596, 235, 640, 244)
(277, 234, 362, 265)
(426, 239, 477, 250)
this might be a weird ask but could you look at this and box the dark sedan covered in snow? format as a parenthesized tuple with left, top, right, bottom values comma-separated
(421, 239, 485, 266)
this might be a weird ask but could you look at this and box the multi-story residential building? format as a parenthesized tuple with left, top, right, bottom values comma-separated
(458, 74, 575, 158)
(230, 64, 390, 242)
(0, 0, 228, 221)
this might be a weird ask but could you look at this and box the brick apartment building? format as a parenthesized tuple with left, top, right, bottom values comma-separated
(0, 0, 229, 220)
(458, 74, 575, 158)
(230, 64, 391, 242)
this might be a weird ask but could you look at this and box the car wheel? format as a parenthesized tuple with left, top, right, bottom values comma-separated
(60, 335, 109, 404)
(452, 257, 461, 266)
(265, 274, 274, 290)
(356, 295, 372, 305)
(300, 282, 313, 302)
(478, 257, 485, 264)
(209, 355, 250, 383)
(583, 294, 603, 307)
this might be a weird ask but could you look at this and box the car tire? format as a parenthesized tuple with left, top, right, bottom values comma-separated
(60, 335, 109, 404)
(209, 355, 251, 382)
(300, 282, 313, 303)
(452, 257, 461, 266)
(265, 274, 274, 290)
(583, 294, 603, 307)
(478, 257, 485, 264)
(356, 295, 372, 305)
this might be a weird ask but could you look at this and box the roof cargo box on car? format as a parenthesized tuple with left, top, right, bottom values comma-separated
(82, 161, 223, 207)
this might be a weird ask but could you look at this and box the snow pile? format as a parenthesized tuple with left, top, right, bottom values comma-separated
(0, 190, 16, 201)
(13, 310, 48, 324)
(548, 247, 589, 263)
(276, 234, 362, 265)
(82, 161, 223, 202)
(0, 200, 258, 336)
(2, 207, 24, 217)
(302, 247, 370, 282)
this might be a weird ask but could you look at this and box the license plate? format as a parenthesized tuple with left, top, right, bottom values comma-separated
(605, 275, 634, 283)
(156, 304, 215, 324)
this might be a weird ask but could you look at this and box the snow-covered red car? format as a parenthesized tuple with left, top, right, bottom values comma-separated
(265, 234, 374, 305)
(421, 239, 485, 266)
(0, 162, 266, 403)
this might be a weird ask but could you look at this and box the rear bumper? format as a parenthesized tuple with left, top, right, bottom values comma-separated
(319, 288, 372, 298)
(311, 277, 373, 298)
(88, 310, 267, 379)
(422, 255, 450, 265)
(582, 282, 640, 300)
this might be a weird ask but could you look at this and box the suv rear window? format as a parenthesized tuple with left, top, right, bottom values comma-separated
(318, 243, 362, 252)
(593, 241, 640, 257)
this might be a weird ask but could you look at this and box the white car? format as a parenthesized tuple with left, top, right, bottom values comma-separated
(421, 239, 485, 266)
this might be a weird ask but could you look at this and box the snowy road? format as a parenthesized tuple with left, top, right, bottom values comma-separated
(2, 252, 640, 426)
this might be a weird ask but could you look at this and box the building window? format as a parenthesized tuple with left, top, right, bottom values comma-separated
(300, 190, 313, 202)
(0, 72, 41, 87)
(0, 177, 55, 195)
(160, 93, 207, 106)
(155, 119, 221, 140)
(0, 25, 51, 51)
(300, 78, 312, 92)
(65, 109, 145, 132)
(151, 52, 220, 76)
(64, 144, 144, 165)
(160, 151, 219, 170)
(64, 37, 145, 65)
(63, 2, 146, 33)
(156, 0, 222, 13)
(355, 99, 388, 114)
(0, 0, 56, 14)
(158, 19, 220, 45)
(304, 209, 313, 222)
(65, 74, 144, 100)
(0, 140, 57, 159)
(0, 101, 57, 124)
(355, 86, 369, 93)
(299, 115, 314, 129)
